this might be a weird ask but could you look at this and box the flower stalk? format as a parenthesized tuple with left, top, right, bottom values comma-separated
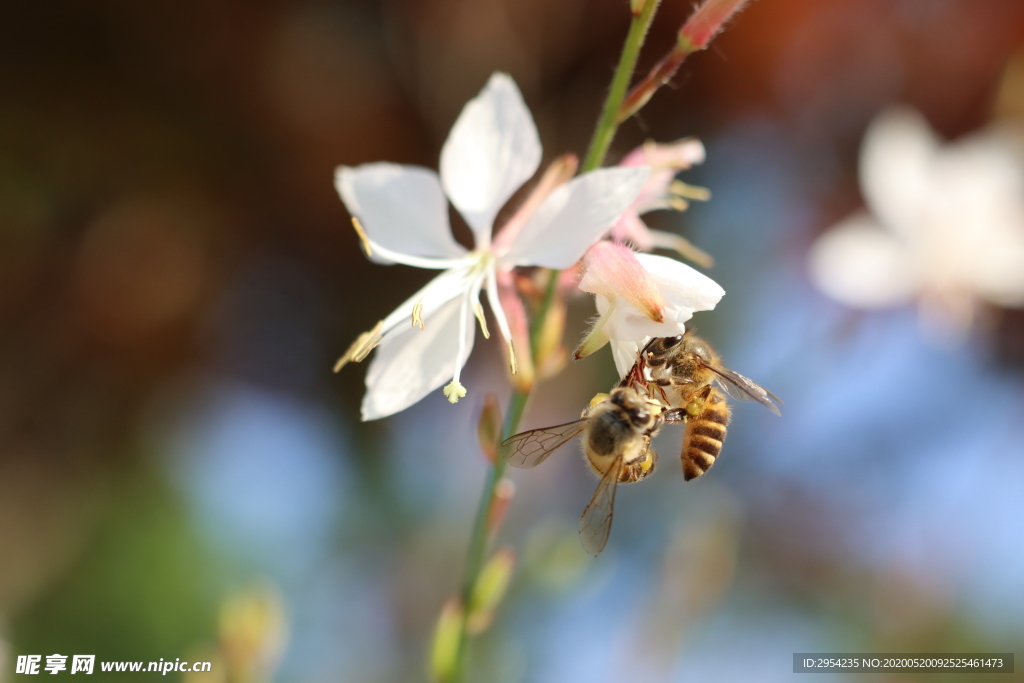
(617, 0, 750, 123)
(581, 0, 663, 174)
(442, 0, 746, 679)
(443, 6, 663, 682)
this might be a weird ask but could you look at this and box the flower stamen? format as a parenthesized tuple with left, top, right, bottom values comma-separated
(443, 380, 468, 404)
(351, 217, 373, 258)
(412, 299, 425, 330)
(646, 231, 715, 268)
(670, 179, 711, 201)
(507, 340, 517, 375)
(334, 320, 384, 371)
(484, 269, 514, 343)
(473, 302, 490, 339)
(444, 274, 485, 404)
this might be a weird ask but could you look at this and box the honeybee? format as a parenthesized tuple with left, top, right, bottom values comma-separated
(628, 333, 781, 480)
(499, 385, 678, 556)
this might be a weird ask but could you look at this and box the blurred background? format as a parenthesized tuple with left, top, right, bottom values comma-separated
(2, 0, 1023, 681)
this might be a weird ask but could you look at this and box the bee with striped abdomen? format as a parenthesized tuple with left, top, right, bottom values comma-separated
(630, 333, 781, 480)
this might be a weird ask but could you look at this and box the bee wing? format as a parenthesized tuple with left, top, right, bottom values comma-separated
(707, 365, 782, 416)
(578, 456, 623, 557)
(499, 419, 589, 469)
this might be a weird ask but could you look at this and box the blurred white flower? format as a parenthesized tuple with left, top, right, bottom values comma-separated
(611, 138, 714, 266)
(575, 241, 725, 376)
(809, 107, 1024, 337)
(335, 73, 649, 420)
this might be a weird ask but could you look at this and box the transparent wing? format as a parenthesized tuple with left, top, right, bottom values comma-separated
(707, 365, 782, 416)
(578, 456, 623, 556)
(499, 419, 589, 469)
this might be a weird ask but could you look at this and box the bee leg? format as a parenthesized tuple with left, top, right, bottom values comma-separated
(653, 382, 672, 405)
(662, 408, 688, 422)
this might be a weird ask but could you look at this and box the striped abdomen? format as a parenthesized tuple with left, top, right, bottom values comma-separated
(681, 388, 731, 481)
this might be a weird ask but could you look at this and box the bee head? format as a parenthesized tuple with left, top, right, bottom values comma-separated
(643, 336, 683, 368)
(610, 387, 651, 425)
(650, 335, 682, 355)
(681, 333, 712, 363)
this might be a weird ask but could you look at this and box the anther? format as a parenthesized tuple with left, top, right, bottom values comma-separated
(411, 299, 425, 330)
(473, 302, 490, 339)
(507, 340, 517, 375)
(351, 217, 373, 257)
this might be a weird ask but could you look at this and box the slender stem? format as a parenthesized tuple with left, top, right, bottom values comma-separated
(618, 0, 751, 122)
(582, 0, 662, 173)
(448, 383, 525, 682)
(446, 5, 662, 681)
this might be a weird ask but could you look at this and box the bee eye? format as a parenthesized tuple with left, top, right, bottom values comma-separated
(665, 336, 682, 347)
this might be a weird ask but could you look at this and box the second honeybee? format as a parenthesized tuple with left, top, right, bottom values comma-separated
(629, 333, 781, 480)
(499, 385, 670, 555)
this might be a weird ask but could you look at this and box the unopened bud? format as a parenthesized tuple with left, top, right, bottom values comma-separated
(534, 284, 569, 380)
(573, 318, 611, 360)
(678, 0, 750, 53)
(467, 548, 516, 635)
(485, 478, 516, 537)
(428, 598, 463, 683)
(618, 0, 750, 122)
(477, 395, 503, 464)
(219, 581, 288, 683)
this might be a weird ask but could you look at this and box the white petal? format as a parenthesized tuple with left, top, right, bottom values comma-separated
(604, 308, 686, 376)
(634, 253, 724, 313)
(808, 213, 918, 308)
(362, 286, 475, 421)
(860, 107, 938, 238)
(594, 295, 687, 377)
(503, 167, 650, 269)
(610, 340, 642, 378)
(337, 164, 467, 264)
(440, 73, 541, 243)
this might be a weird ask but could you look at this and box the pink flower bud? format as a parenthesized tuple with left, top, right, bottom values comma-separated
(678, 0, 751, 52)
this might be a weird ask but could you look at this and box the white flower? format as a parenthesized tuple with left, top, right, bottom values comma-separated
(575, 241, 724, 376)
(335, 73, 649, 420)
(809, 107, 1024, 336)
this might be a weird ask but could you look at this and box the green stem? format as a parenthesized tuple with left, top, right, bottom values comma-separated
(446, 4, 662, 681)
(582, 0, 662, 173)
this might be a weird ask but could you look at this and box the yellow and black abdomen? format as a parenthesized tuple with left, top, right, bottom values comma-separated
(681, 387, 731, 481)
